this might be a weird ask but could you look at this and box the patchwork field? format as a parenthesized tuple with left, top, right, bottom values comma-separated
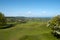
(0, 21, 58, 40)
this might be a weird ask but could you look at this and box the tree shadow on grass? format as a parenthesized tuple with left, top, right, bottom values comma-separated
(0, 24, 16, 29)
(53, 34, 60, 39)
(51, 32, 60, 39)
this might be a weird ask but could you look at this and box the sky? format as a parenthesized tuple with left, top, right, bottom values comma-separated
(0, 0, 60, 17)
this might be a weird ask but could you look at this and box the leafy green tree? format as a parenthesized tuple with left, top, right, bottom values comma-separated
(0, 12, 6, 26)
(47, 15, 60, 30)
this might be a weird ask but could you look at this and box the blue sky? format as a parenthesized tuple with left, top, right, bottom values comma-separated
(0, 0, 60, 17)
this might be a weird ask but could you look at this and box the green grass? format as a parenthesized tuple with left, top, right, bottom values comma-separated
(0, 21, 58, 40)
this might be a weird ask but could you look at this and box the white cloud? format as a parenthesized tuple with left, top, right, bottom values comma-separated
(42, 11, 47, 13)
(27, 11, 31, 14)
(39, 11, 50, 17)
(24, 11, 32, 17)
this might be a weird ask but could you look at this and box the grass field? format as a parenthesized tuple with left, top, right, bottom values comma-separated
(0, 21, 58, 40)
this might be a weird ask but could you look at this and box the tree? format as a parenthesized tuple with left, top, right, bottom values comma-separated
(47, 15, 60, 29)
(47, 15, 60, 36)
(0, 12, 6, 26)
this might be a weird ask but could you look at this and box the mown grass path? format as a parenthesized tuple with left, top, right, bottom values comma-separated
(0, 21, 58, 40)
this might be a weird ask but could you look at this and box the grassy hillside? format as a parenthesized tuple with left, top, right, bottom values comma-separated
(0, 21, 58, 40)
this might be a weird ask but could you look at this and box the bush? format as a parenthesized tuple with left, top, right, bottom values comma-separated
(47, 15, 60, 38)
(47, 15, 60, 30)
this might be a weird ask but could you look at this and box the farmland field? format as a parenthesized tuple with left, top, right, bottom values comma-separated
(0, 20, 58, 40)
